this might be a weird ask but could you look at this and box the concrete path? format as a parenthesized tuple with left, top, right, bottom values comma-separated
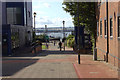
(2, 43, 78, 78)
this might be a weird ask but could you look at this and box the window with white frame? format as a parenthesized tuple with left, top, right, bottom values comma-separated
(100, 20, 102, 36)
(118, 16, 120, 37)
(97, 21, 99, 36)
(110, 18, 113, 36)
(104, 20, 107, 36)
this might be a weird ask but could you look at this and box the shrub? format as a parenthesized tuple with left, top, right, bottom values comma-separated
(66, 35, 75, 47)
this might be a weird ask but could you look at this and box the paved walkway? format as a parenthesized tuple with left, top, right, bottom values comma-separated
(2, 43, 78, 78)
(73, 55, 119, 80)
(2, 42, 119, 80)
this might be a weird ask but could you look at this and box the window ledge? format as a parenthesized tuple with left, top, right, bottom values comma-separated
(104, 35, 107, 39)
(110, 36, 113, 39)
(118, 37, 120, 40)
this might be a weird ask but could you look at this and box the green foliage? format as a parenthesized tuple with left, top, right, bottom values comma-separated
(11, 32, 19, 48)
(66, 35, 75, 47)
(62, 2, 96, 35)
(62, 2, 97, 51)
(91, 33, 95, 52)
(66, 34, 74, 40)
(42, 45, 47, 49)
(35, 34, 49, 42)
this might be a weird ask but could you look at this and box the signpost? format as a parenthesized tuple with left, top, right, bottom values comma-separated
(78, 26, 84, 64)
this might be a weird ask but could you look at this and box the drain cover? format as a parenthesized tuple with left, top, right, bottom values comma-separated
(50, 69, 55, 71)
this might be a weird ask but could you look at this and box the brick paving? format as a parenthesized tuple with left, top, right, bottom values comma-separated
(2, 55, 78, 78)
(2, 42, 119, 80)
(73, 55, 119, 80)
(2, 43, 78, 78)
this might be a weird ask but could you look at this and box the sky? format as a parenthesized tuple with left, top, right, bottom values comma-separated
(32, 0, 74, 28)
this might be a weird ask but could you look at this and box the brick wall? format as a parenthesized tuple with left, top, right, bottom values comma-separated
(96, 2, 120, 69)
(118, 2, 120, 79)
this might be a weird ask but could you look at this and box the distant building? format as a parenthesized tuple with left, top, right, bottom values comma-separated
(2, 2, 33, 56)
(96, 1, 120, 73)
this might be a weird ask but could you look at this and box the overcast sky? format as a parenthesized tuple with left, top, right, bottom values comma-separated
(32, 0, 74, 28)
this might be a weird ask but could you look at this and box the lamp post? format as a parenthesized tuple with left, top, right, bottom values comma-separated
(45, 25, 48, 48)
(63, 20, 65, 51)
(33, 12, 36, 41)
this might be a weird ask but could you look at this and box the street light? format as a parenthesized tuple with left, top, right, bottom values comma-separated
(62, 20, 65, 51)
(33, 12, 36, 41)
(45, 25, 48, 48)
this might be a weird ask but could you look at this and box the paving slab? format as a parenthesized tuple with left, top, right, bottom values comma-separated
(73, 55, 119, 80)
(2, 51, 78, 78)
(2, 42, 119, 80)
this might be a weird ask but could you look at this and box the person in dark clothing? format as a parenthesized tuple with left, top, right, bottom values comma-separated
(59, 41, 62, 51)
(54, 41, 56, 46)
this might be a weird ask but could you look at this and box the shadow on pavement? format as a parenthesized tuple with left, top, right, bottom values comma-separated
(1, 78, 119, 80)
(2, 58, 39, 76)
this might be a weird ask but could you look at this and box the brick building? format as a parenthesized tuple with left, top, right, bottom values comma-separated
(96, 1, 120, 76)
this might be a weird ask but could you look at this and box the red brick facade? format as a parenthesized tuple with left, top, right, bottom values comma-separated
(96, 2, 120, 71)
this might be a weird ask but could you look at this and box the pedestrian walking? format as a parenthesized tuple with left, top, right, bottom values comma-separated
(58, 41, 62, 51)
(46, 44, 48, 49)
(54, 41, 56, 46)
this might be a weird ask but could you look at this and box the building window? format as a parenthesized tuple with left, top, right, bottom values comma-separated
(7, 7, 22, 25)
(110, 18, 113, 36)
(100, 20, 102, 36)
(97, 21, 99, 36)
(118, 16, 120, 37)
(104, 20, 107, 36)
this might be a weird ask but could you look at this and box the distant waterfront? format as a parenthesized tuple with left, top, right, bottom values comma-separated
(36, 32, 72, 38)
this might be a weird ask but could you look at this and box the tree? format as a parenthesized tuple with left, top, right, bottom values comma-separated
(62, 2, 96, 34)
(35, 34, 49, 42)
(62, 2, 97, 51)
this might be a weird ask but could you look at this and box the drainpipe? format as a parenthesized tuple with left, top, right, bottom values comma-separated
(106, 0, 109, 62)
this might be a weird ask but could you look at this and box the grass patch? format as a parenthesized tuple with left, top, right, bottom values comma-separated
(42, 45, 47, 49)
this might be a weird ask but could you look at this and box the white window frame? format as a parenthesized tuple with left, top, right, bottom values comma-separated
(110, 18, 113, 37)
(118, 16, 120, 38)
(104, 19, 107, 37)
(100, 20, 102, 36)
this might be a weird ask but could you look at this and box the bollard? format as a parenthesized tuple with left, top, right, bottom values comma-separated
(78, 54, 80, 64)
